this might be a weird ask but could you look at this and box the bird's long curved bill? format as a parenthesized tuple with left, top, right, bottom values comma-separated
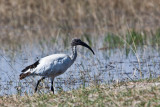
(80, 41, 95, 55)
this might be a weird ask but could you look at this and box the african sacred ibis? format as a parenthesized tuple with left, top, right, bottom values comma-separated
(19, 38, 94, 94)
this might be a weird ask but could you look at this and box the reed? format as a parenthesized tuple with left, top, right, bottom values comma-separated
(0, 0, 159, 50)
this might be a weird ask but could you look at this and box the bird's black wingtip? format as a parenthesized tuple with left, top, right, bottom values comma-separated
(21, 60, 39, 72)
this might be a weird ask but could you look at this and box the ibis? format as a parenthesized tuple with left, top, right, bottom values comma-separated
(19, 38, 94, 94)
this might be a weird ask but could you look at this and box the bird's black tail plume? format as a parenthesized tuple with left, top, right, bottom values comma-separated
(19, 72, 31, 80)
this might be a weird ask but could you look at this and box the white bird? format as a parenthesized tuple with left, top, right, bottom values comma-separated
(19, 38, 94, 94)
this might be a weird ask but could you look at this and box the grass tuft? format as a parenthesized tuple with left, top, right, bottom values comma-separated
(1, 78, 160, 106)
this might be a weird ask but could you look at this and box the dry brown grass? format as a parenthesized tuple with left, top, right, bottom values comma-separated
(0, 0, 159, 49)
(1, 78, 160, 106)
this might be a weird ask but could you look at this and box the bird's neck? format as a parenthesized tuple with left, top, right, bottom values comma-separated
(70, 46, 77, 62)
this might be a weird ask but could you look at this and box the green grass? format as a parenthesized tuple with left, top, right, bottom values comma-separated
(104, 32, 124, 48)
(1, 78, 160, 106)
(152, 29, 160, 46)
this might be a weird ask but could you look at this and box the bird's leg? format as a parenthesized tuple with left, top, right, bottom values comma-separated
(51, 79, 54, 94)
(35, 77, 45, 92)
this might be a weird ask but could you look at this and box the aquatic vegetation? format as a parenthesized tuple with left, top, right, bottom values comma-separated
(104, 33, 124, 48)
(126, 30, 146, 46)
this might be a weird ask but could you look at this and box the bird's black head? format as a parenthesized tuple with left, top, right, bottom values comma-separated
(71, 38, 82, 46)
(71, 38, 95, 55)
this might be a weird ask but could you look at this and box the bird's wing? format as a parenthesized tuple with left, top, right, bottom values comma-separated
(33, 54, 71, 75)
(21, 60, 40, 72)
(21, 54, 70, 74)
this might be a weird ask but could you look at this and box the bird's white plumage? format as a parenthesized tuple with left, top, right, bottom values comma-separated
(29, 54, 73, 78)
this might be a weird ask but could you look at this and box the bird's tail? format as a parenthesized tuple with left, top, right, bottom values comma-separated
(19, 72, 31, 80)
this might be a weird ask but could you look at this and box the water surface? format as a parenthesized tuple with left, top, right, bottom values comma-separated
(0, 42, 160, 96)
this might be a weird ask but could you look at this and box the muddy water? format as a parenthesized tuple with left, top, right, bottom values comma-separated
(0, 44, 160, 96)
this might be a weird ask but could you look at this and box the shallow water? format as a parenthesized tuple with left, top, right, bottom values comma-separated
(0, 42, 160, 96)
